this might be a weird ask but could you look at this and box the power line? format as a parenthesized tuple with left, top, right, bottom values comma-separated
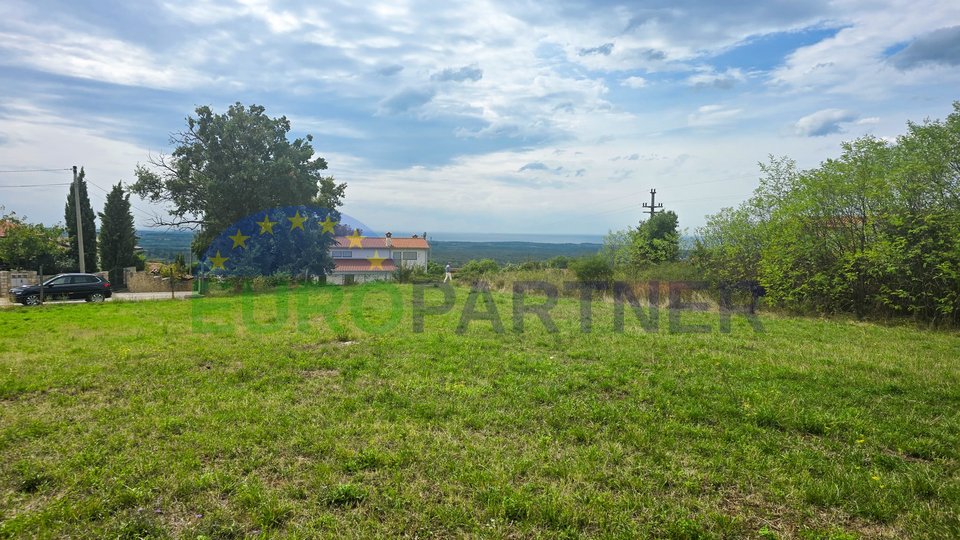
(0, 182, 72, 188)
(84, 179, 159, 220)
(0, 171, 159, 221)
(0, 168, 72, 173)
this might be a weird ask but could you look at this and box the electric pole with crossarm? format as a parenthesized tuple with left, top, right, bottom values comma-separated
(642, 189, 663, 219)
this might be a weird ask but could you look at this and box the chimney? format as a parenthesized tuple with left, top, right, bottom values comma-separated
(385, 231, 392, 247)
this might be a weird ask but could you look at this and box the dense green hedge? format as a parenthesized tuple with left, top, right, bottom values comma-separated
(695, 103, 960, 324)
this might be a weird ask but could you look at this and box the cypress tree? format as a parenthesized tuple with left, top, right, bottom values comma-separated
(64, 167, 98, 272)
(98, 183, 139, 285)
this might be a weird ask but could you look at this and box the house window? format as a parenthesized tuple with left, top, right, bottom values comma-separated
(332, 250, 352, 258)
(403, 252, 418, 260)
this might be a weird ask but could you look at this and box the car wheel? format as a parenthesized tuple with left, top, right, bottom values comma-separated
(23, 294, 41, 306)
(87, 292, 105, 303)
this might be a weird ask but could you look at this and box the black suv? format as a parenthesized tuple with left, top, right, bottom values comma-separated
(8, 273, 112, 305)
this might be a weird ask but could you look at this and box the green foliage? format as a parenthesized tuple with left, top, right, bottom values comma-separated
(97, 183, 140, 286)
(600, 212, 681, 279)
(392, 264, 416, 283)
(130, 103, 346, 257)
(459, 258, 499, 278)
(0, 214, 68, 272)
(546, 255, 569, 269)
(600, 229, 632, 269)
(631, 210, 680, 266)
(697, 103, 960, 324)
(570, 255, 613, 285)
(692, 156, 798, 291)
(2, 286, 959, 536)
(63, 168, 98, 272)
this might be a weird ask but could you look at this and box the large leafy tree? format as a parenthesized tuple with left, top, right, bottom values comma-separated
(0, 213, 68, 272)
(694, 156, 798, 299)
(98, 183, 140, 285)
(131, 102, 346, 256)
(64, 167, 98, 272)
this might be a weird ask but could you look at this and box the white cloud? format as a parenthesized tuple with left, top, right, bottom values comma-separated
(0, 27, 205, 90)
(621, 76, 647, 89)
(1, 0, 958, 234)
(0, 101, 159, 226)
(687, 105, 744, 126)
(687, 68, 747, 89)
(793, 108, 859, 136)
(771, 0, 960, 96)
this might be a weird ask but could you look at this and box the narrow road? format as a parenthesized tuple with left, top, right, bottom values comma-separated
(1, 291, 195, 307)
(113, 291, 195, 301)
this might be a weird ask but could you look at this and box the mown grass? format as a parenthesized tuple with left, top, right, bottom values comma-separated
(1, 282, 958, 538)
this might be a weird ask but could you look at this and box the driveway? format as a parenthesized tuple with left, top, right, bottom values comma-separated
(113, 291, 195, 301)
(1, 291, 195, 307)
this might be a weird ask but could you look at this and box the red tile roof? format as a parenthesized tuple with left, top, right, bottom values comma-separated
(0, 220, 16, 238)
(332, 236, 430, 249)
(333, 259, 396, 272)
(389, 237, 429, 249)
(333, 237, 387, 249)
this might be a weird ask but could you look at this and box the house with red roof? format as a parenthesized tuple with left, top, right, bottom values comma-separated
(328, 232, 430, 284)
(0, 219, 16, 239)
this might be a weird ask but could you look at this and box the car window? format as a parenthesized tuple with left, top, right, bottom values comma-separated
(78, 275, 97, 283)
(47, 276, 68, 286)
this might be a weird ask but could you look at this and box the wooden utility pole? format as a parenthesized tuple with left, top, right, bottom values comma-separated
(642, 189, 663, 219)
(72, 165, 86, 273)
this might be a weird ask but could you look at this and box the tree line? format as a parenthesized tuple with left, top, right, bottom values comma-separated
(0, 172, 141, 284)
(694, 103, 960, 324)
(2, 102, 346, 283)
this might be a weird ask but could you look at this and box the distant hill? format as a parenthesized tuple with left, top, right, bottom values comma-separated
(136, 229, 601, 265)
(136, 229, 194, 261)
(430, 241, 600, 265)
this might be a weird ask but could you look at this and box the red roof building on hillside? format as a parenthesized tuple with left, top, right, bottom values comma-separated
(0, 220, 17, 238)
(328, 232, 430, 285)
(333, 258, 397, 272)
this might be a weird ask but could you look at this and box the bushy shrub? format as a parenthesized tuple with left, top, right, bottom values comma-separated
(457, 258, 500, 283)
(460, 259, 499, 275)
(570, 255, 612, 286)
(547, 256, 569, 269)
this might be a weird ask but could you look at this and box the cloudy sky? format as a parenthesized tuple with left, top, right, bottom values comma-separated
(1, 0, 958, 236)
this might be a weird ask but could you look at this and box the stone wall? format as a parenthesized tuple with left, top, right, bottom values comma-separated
(0, 270, 38, 291)
(125, 271, 193, 293)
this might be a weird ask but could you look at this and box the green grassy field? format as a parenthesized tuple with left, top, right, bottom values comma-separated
(1, 284, 958, 538)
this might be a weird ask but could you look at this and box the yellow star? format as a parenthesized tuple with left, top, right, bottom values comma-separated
(319, 215, 339, 235)
(256, 215, 277, 235)
(288, 210, 307, 231)
(210, 250, 228, 270)
(347, 228, 363, 248)
(228, 229, 250, 249)
(368, 250, 385, 271)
